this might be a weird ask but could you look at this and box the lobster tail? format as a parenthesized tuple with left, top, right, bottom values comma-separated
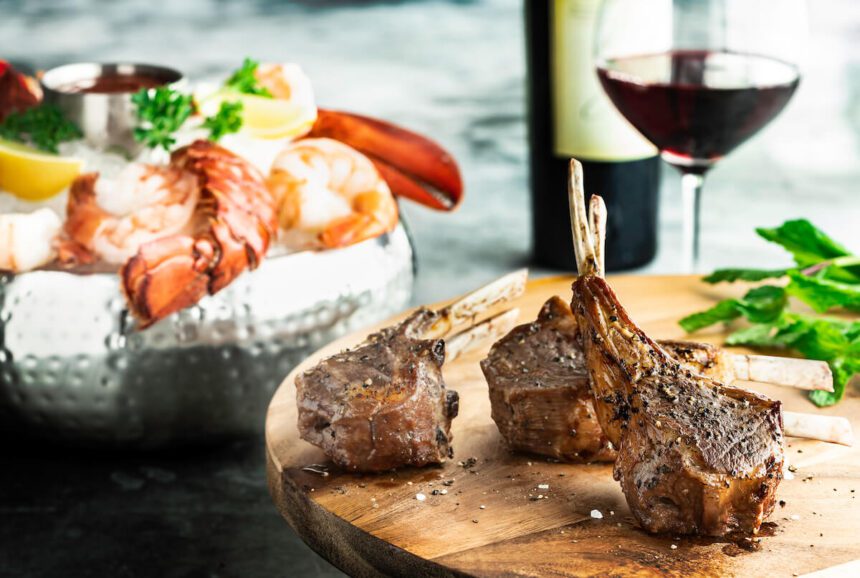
(121, 236, 211, 327)
(121, 140, 277, 327)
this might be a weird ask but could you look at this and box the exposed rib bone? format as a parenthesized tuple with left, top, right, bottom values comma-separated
(426, 269, 528, 339)
(589, 194, 607, 276)
(567, 160, 598, 277)
(783, 412, 854, 446)
(659, 339, 835, 392)
(446, 308, 520, 362)
(730, 354, 834, 392)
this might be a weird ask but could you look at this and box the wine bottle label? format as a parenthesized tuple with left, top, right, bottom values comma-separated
(551, 0, 657, 161)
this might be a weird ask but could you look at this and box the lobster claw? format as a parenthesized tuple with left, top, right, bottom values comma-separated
(307, 109, 463, 211)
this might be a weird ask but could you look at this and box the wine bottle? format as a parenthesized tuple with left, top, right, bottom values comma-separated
(526, 0, 661, 271)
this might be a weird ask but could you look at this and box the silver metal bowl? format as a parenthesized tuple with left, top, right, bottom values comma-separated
(0, 226, 413, 448)
(41, 62, 185, 155)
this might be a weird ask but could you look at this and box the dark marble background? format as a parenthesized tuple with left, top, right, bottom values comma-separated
(0, 0, 858, 576)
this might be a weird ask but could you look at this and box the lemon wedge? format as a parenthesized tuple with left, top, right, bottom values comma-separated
(200, 90, 317, 141)
(238, 94, 317, 140)
(0, 139, 83, 201)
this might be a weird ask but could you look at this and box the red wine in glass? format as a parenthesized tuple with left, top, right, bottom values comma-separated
(597, 50, 800, 173)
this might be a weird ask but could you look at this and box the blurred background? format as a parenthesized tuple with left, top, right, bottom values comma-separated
(0, 0, 857, 576)
(3, 0, 857, 303)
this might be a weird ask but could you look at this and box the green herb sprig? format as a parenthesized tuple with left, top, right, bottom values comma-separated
(680, 219, 860, 407)
(0, 105, 82, 153)
(202, 100, 243, 142)
(132, 87, 195, 151)
(224, 58, 272, 98)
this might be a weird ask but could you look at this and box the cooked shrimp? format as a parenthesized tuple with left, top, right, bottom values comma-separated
(0, 208, 62, 272)
(267, 137, 398, 249)
(64, 163, 199, 264)
(255, 63, 316, 107)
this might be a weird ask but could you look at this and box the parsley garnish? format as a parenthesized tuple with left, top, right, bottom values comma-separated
(132, 87, 195, 152)
(202, 100, 243, 141)
(224, 58, 272, 98)
(0, 105, 82, 153)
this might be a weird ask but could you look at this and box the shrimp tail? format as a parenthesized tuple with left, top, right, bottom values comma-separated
(56, 239, 96, 266)
(307, 109, 463, 211)
(62, 173, 104, 261)
(320, 213, 390, 249)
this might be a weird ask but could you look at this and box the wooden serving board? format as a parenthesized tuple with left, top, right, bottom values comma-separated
(266, 275, 860, 578)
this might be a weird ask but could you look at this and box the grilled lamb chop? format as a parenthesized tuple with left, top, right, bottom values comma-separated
(482, 295, 615, 463)
(482, 295, 838, 464)
(568, 161, 784, 536)
(296, 270, 526, 472)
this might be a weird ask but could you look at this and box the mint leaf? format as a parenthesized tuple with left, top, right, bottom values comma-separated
(786, 269, 860, 313)
(725, 313, 860, 406)
(756, 219, 851, 267)
(725, 321, 791, 348)
(703, 268, 789, 284)
(679, 299, 743, 332)
(679, 286, 787, 332)
(688, 218, 860, 406)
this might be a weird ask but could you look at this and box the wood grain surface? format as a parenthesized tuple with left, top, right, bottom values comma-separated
(266, 275, 860, 578)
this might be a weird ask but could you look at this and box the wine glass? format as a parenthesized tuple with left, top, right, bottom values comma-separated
(594, 0, 807, 271)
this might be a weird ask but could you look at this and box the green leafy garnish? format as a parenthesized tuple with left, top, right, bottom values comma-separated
(682, 219, 860, 406)
(0, 105, 82, 153)
(786, 270, 860, 313)
(132, 87, 194, 151)
(703, 268, 789, 284)
(224, 58, 272, 98)
(202, 101, 243, 141)
(679, 286, 787, 332)
(724, 312, 860, 407)
(756, 219, 851, 267)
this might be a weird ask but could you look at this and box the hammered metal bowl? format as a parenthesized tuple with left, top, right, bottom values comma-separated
(0, 226, 413, 448)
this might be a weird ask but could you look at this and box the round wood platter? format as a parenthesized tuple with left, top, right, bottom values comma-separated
(266, 275, 860, 578)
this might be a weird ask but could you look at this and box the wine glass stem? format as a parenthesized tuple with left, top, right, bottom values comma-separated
(681, 171, 705, 273)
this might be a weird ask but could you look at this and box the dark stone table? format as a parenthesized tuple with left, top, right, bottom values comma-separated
(1, 0, 856, 576)
(0, 436, 344, 577)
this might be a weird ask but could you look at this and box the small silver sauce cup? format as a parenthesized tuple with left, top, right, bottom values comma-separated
(40, 62, 185, 156)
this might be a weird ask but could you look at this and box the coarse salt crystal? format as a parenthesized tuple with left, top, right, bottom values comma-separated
(537, 484, 549, 490)
(416, 493, 426, 502)
(670, 544, 678, 550)
(790, 514, 800, 520)
(590, 509, 603, 519)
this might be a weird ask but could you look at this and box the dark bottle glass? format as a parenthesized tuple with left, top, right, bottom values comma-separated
(526, 0, 661, 271)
